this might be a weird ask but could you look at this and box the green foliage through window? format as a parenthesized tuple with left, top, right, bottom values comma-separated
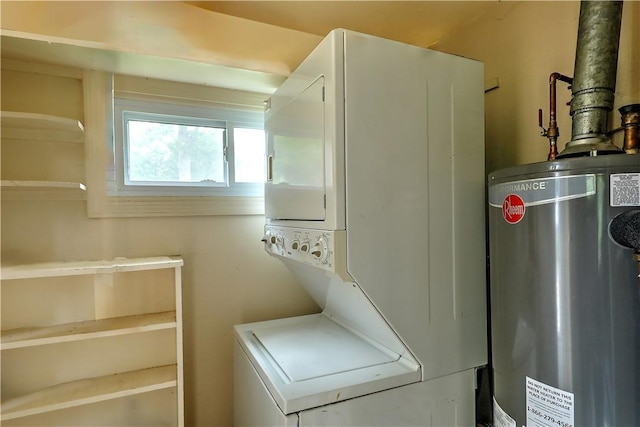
(127, 120, 225, 184)
(114, 98, 265, 197)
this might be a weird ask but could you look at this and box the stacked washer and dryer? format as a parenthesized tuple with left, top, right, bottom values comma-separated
(233, 3, 640, 426)
(233, 29, 488, 426)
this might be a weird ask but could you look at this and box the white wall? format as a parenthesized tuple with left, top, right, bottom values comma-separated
(0, 202, 319, 424)
(3, 2, 639, 426)
(0, 58, 319, 427)
(1, 3, 326, 425)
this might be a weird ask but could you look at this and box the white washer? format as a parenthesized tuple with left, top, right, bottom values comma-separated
(235, 315, 477, 426)
(234, 29, 487, 426)
(236, 313, 419, 414)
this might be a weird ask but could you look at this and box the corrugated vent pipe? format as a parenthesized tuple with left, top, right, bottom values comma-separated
(558, 0, 624, 158)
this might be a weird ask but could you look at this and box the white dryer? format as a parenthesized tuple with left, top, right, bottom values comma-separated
(234, 29, 487, 426)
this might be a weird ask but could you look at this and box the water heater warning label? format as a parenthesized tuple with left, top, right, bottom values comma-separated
(493, 397, 516, 427)
(526, 377, 574, 427)
(610, 173, 640, 207)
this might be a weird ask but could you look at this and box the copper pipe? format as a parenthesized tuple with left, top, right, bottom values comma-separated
(544, 73, 573, 160)
(619, 104, 640, 154)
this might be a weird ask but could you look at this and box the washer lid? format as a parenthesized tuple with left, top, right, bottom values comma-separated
(235, 313, 421, 414)
(253, 315, 396, 382)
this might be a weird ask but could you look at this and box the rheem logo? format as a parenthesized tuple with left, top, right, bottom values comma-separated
(502, 194, 525, 224)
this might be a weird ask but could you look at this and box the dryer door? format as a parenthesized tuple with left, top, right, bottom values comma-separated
(265, 76, 326, 221)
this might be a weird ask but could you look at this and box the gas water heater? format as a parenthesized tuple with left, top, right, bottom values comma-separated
(488, 2, 640, 426)
(489, 155, 640, 426)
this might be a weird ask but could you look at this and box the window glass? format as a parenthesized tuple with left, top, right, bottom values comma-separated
(126, 120, 226, 184)
(113, 98, 264, 197)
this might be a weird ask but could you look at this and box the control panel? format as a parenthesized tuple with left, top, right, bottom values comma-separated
(262, 225, 345, 274)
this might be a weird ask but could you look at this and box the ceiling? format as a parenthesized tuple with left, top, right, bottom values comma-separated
(187, 1, 501, 49)
(1, 1, 503, 94)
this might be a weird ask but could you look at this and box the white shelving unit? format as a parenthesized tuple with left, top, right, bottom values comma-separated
(1, 111, 86, 200)
(0, 256, 184, 426)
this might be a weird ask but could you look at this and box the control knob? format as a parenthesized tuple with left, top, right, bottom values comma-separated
(261, 232, 271, 245)
(310, 236, 329, 264)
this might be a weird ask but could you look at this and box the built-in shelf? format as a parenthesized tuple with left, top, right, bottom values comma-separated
(1, 111, 84, 143)
(0, 365, 177, 421)
(0, 256, 184, 426)
(1, 311, 177, 350)
(1, 111, 86, 201)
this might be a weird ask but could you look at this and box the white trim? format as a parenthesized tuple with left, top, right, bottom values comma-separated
(114, 74, 267, 111)
(0, 57, 83, 79)
(1, 256, 183, 280)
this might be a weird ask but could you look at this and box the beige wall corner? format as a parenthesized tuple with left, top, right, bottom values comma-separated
(434, 1, 640, 172)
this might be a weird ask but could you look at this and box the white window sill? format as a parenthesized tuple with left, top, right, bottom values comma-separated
(87, 195, 264, 218)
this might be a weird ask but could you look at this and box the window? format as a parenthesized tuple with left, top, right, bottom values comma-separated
(84, 71, 267, 217)
(113, 98, 265, 197)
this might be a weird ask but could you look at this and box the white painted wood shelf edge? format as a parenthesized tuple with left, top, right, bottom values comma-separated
(1, 111, 86, 199)
(1, 180, 87, 200)
(1, 180, 86, 191)
(1, 256, 184, 280)
(0, 365, 177, 421)
(1, 311, 177, 350)
(1, 111, 84, 142)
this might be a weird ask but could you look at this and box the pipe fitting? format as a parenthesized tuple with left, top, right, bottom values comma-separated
(540, 73, 572, 160)
(619, 104, 640, 154)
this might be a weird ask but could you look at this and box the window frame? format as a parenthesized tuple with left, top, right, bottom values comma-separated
(84, 71, 267, 218)
(113, 97, 265, 198)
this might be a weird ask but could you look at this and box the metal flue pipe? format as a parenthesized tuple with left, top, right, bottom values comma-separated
(558, 0, 624, 157)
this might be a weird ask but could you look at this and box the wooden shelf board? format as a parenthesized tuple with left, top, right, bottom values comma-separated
(1, 111, 84, 131)
(1, 180, 87, 201)
(1, 256, 184, 280)
(1, 111, 84, 142)
(1, 311, 177, 350)
(1, 365, 177, 421)
(1, 180, 87, 191)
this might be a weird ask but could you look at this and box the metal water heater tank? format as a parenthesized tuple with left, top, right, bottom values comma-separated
(488, 154, 640, 427)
